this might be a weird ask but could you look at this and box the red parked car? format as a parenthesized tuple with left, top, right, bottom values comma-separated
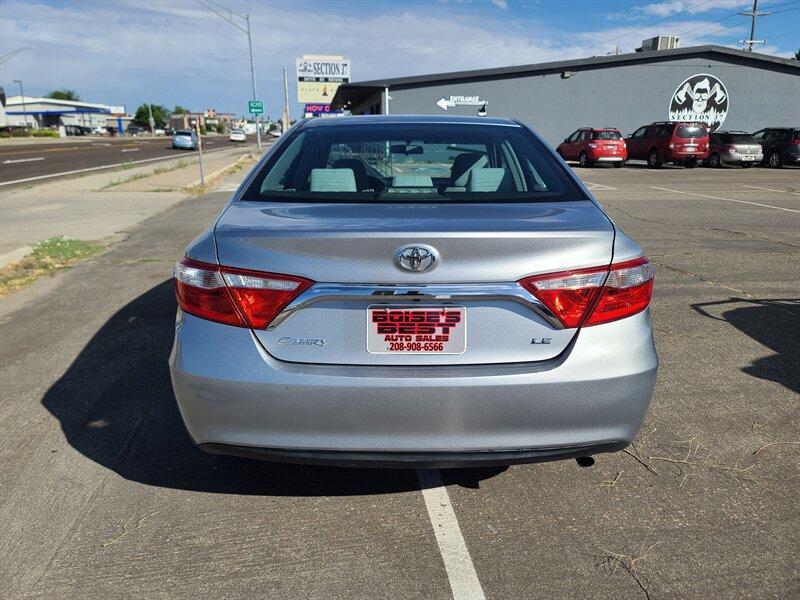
(626, 121, 709, 168)
(557, 127, 627, 168)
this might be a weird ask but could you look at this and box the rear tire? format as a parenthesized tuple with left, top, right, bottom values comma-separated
(613, 161, 624, 168)
(768, 152, 783, 168)
(709, 153, 721, 168)
(579, 151, 591, 168)
(647, 149, 662, 168)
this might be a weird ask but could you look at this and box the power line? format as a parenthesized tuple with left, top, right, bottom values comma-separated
(681, 4, 799, 45)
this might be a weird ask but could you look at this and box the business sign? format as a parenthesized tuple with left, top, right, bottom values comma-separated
(669, 74, 728, 131)
(304, 104, 343, 115)
(297, 55, 350, 104)
(248, 100, 264, 115)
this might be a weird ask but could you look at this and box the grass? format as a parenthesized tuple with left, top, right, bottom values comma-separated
(0, 237, 104, 296)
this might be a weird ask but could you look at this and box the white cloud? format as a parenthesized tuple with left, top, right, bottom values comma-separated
(634, 0, 751, 17)
(491, 0, 510, 9)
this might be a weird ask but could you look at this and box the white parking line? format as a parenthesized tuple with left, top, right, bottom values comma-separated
(740, 184, 800, 196)
(3, 157, 45, 164)
(121, 148, 140, 153)
(650, 186, 800, 213)
(584, 181, 618, 191)
(417, 469, 485, 600)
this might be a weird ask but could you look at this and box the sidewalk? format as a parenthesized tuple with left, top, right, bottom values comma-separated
(0, 145, 262, 266)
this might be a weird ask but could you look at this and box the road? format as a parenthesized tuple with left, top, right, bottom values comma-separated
(1, 165, 798, 599)
(0, 135, 260, 186)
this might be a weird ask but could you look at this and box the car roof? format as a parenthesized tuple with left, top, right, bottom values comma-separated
(297, 114, 520, 128)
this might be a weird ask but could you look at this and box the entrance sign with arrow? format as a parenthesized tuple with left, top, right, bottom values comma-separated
(435, 95, 487, 111)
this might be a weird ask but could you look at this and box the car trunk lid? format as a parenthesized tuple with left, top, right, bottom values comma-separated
(213, 200, 615, 365)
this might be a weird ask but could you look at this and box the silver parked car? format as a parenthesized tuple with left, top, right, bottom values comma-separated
(170, 115, 658, 468)
(704, 131, 763, 168)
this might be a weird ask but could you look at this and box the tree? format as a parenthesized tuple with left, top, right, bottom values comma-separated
(173, 105, 189, 115)
(46, 89, 80, 101)
(133, 103, 169, 129)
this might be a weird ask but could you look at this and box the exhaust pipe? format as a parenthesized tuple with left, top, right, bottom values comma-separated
(575, 456, 595, 468)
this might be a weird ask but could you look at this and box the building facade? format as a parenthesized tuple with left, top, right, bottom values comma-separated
(331, 45, 800, 147)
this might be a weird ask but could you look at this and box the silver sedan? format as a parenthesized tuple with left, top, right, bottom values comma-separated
(170, 115, 658, 468)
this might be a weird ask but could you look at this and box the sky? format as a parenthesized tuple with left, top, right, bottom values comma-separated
(1, 0, 798, 119)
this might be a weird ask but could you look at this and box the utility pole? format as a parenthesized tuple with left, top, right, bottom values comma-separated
(282, 67, 290, 133)
(13, 79, 29, 128)
(739, 0, 770, 51)
(195, 1, 262, 149)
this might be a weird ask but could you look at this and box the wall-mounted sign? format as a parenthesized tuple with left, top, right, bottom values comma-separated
(669, 74, 728, 131)
(297, 55, 350, 104)
(435, 95, 487, 111)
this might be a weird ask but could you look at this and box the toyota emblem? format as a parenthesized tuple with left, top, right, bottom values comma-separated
(395, 245, 438, 273)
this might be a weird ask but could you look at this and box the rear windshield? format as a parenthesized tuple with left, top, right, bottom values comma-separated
(721, 134, 757, 144)
(795, 131, 800, 140)
(675, 124, 706, 139)
(592, 130, 621, 140)
(175, 130, 193, 136)
(241, 122, 586, 203)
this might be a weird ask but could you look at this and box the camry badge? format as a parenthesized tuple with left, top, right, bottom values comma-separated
(395, 245, 439, 273)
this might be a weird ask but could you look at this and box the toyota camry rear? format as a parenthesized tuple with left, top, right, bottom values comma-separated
(169, 115, 658, 468)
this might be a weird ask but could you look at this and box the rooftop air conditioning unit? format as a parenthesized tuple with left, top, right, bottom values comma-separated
(636, 36, 680, 53)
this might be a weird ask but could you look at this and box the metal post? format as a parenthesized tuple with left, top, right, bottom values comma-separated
(282, 66, 290, 133)
(13, 80, 29, 128)
(147, 102, 155, 134)
(384, 86, 390, 115)
(194, 119, 205, 187)
(246, 14, 262, 150)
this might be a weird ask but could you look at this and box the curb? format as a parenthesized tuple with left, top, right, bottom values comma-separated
(185, 152, 256, 190)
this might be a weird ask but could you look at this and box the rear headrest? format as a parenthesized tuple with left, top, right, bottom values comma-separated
(309, 168, 357, 192)
(392, 174, 433, 187)
(332, 159, 369, 190)
(451, 153, 488, 187)
(467, 168, 508, 192)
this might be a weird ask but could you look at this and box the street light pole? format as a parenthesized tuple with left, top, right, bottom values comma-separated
(245, 14, 262, 150)
(195, 0, 262, 150)
(0, 46, 33, 66)
(13, 79, 29, 128)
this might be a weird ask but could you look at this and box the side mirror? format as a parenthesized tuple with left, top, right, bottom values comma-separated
(627, 133, 633, 138)
(563, 138, 568, 143)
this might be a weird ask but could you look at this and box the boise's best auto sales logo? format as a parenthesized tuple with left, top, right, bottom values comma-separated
(669, 73, 729, 131)
(372, 309, 461, 341)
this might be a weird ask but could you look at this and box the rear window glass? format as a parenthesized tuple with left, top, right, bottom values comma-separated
(242, 122, 586, 203)
(592, 130, 621, 140)
(794, 131, 800, 140)
(175, 131, 193, 136)
(675, 124, 706, 138)
(722, 134, 757, 144)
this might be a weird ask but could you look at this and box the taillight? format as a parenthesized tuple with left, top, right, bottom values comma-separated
(587, 142, 597, 149)
(173, 257, 313, 329)
(724, 145, 737, 152)
(519, 257, 654, 328)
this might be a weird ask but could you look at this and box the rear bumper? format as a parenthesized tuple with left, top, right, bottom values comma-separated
(199, 441, 629, 468)
(594, 156, 625, 163)
(721, 152, 763, 164)
(170, 310, 658, 464)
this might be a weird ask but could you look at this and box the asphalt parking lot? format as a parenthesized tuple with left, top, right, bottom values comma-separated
(1, 165, 798, 599)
